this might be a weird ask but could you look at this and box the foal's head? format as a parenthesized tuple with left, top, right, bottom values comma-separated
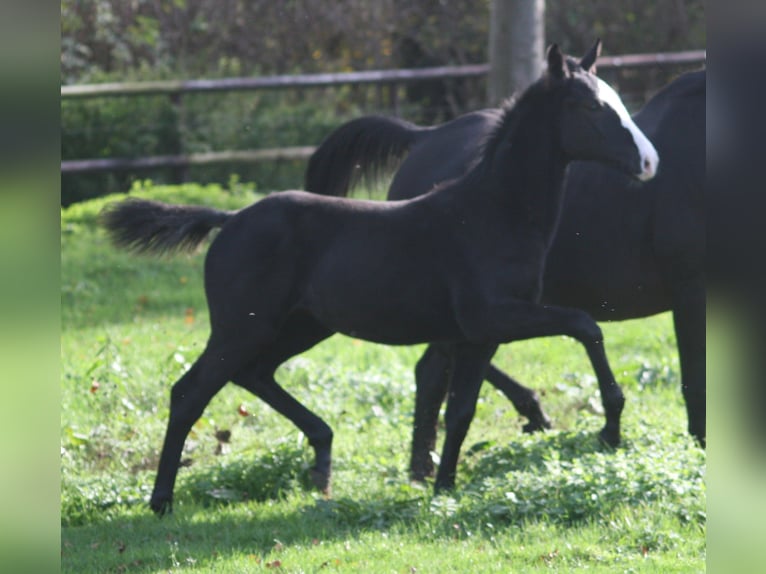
(548, 40, 658, 181)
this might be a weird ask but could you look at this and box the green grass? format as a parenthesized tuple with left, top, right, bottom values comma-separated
(61, 183, 705, 573)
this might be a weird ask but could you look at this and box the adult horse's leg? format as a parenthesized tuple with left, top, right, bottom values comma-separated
(151, 343, 239, 515)
(434, 343, 498, 493)
(410, 345, 452, 482)
(671, 278, 706, 446)
(409, 347, 551, 481)
(232, 314, 335, 493)
(459, 299, 625, 447)
(484, 365, 552, 433)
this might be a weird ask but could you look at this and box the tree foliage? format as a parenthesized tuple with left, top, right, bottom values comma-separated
(62, 0, 704, 83)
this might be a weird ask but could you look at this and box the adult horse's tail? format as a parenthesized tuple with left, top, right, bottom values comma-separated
(100, 198, 235, 255)
(305, 115, 428, 197)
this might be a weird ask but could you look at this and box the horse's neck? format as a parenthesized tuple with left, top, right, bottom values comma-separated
(477, 109, 569, 245)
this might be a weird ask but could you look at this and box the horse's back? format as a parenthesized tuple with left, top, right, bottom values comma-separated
(202, 191, 456, 341)
(389, 109, 502, 200)
(634, 70, 705, 137)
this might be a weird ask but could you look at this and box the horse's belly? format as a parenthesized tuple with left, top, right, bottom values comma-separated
(305, 285, 459, 345)
(542, 266, 669, 321)
(308, 298, 461, 345)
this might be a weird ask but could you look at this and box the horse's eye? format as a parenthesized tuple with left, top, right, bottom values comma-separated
(585, 101, 601, 111)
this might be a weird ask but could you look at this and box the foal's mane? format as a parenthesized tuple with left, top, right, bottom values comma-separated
(475, 56, 594, 169)
(474, 77, 556, 172)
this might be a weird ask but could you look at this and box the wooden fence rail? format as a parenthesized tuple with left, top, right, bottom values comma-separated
(61, 49, 705, 175)
(61, 148, 317, 174)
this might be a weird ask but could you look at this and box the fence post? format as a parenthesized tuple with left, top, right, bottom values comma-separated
(487, 0, 545, 105)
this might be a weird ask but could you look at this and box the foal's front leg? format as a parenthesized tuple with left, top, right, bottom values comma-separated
(434, 343, 498, 492)
(458, 298, 625, 448)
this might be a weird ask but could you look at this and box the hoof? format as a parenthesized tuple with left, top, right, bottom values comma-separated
(409, 461, 434, 484)
(690, 429, 706, 449)
(433, 480, 455, 495)
(522, 412, 552, 434)
(598, 426, 620, 448)
(518, 393, 552, 434)
(309, 468, 331, 496)
(409, 471, 430, 484)
(150, 497, 173, 517)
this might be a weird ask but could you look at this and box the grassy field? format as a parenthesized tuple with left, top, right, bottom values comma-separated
(61, 183, 705, 573)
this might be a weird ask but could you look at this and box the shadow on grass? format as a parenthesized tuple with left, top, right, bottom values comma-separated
(60, 491, 434, 573)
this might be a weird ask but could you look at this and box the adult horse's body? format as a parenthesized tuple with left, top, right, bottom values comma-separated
(102, 42, 657, 514)
(306, 68, 704, 479)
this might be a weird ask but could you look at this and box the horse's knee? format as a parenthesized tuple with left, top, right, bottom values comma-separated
(308, 425, 333, 450)
(572, 312, 603, 344)
(168, 382, 207, 427)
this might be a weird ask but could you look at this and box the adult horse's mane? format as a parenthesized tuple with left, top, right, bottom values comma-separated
(476, 84, 545, 168)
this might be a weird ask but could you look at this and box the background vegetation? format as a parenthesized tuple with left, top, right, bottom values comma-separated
(61, 183, 705, 572)
(60, 1, 705, 82)
(60, 0, 706, 205)
(61, 5, 706, 569)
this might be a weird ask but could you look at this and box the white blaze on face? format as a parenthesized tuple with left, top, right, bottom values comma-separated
(596, 76, 659, 181)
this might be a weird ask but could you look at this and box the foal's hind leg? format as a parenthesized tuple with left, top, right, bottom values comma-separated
(151, 344, 241, 515)
(233, 314, 335, 493)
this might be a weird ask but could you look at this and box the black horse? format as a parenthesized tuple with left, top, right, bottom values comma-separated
(102, 42, 657, 514)
(306, 67, 703, 479)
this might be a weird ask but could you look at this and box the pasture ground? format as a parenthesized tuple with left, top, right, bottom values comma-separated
(61, 183, 705, 573)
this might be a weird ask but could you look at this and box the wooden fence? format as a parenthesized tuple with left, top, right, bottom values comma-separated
(61, 49, 705, 175)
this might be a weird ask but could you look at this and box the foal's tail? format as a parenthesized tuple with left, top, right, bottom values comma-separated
(100, 198, 235, 255)
(305, 115, 428, 197)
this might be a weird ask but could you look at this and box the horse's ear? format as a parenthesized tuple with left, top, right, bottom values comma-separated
(580, 38, 602, 74)
(546, 44, 567, 80)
